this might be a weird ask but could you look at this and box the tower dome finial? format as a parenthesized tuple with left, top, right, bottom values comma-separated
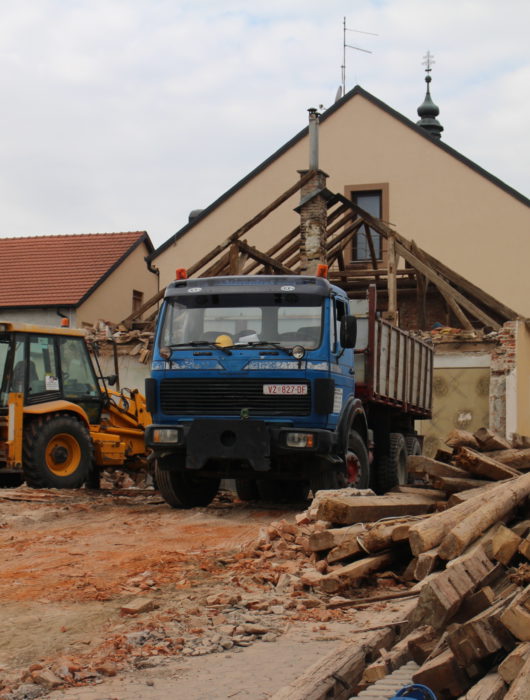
(416, 51, 444, 139)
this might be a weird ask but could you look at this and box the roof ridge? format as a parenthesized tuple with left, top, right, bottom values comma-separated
(150, 83, 529, 260)
(0, 231, 147, 242)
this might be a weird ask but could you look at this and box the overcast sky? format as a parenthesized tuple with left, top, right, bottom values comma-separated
(0, 0, 528, 249)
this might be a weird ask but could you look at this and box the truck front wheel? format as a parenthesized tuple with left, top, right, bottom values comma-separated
(376, 432, 408, 493)
(23, 413, 93, 489)
(344, 429, 370, 489)
(155, 460, 219, 508)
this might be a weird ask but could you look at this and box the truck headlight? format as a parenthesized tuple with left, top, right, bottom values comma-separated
(152, 428, 181, 444)
(285, 432, 315, 448)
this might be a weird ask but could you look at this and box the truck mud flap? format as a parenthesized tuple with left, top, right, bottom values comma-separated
(186, 419, 270, 471)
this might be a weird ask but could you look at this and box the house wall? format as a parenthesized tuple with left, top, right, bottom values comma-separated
(154, 92, 530, 317)
(0, 308, 77, 326)
(516, 320, 530, 436)
(78, 242, 159, 326)
(418, 343, 492, 456)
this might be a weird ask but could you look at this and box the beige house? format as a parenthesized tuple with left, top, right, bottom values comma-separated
(0, 231, 159, 328)
(151, 83, 530, 319)
(147, 82, 530, 444)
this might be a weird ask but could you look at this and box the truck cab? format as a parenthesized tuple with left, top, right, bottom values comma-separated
(146, 274, 369, 507)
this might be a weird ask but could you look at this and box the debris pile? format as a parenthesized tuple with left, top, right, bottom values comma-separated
(83, 319, 154, 364)
(267, 426, 530, 698)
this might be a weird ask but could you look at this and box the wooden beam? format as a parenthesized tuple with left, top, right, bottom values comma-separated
(187, 169, 316, 277)
(236, 240, 296, 274)
(394, 240, 499, 329)
(386, 233, 397, 323)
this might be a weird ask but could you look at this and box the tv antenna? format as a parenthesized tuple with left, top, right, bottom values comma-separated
(338, 17, 378, 100)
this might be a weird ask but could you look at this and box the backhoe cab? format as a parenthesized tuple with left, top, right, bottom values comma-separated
(0, 321, 151, 489)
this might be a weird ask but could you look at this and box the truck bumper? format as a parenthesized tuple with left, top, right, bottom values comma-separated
(145, 420, 336, 472)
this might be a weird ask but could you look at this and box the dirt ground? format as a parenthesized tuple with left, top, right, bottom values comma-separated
(0, 484, 412, 699)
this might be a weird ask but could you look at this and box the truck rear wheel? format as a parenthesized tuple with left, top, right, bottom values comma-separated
(406, 436, 422, 456)
(155, 461, 219, 508)
(23, 413, 92, 489)
(376, 432, 408, 493)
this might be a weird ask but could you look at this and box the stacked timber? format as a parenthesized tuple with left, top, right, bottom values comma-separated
(289, 427, 530, 698)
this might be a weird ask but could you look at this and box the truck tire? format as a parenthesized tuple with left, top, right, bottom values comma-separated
(406, 436, 422, 456)
(23, 413, 92, 489)
(376, 432, 408, 493)
(235, 479, 259, 501)
(310, 468, 341, 495)
(155, 461, 219, 508)
(345, 429, 370, 489)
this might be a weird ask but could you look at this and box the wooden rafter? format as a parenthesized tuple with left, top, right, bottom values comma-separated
(120, 172, 516, 333)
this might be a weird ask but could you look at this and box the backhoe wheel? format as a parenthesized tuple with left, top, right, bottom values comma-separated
(376, 432, 408, 493)
(23, 414, 92, 489)
(154, 460, 219, 508)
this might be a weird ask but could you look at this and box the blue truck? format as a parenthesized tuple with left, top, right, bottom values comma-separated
(144, 273, 432, 507)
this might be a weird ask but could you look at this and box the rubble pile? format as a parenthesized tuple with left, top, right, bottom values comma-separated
(268, 427, 530, 699)
(83, 319, 154, 364)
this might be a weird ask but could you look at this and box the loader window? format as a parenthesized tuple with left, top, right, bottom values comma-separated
(59, 338, 99, 399)
(28, 336, 58, 395)
(0, 337, 10, 407)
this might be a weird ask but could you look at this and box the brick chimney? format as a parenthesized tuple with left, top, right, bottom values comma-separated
(297, 108, 328, 275)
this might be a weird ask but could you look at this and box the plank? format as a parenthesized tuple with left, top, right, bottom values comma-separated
(432, 476, 492, 495)
(438, 473, 530, 560)
(487, 523, 522, 565)
(445, 429, 480, 450)
(308, 524, 365, 552)
(412, 648, 472, 698)
(461, 672, 507, 700)
(360, 518, 415, 552)
(319, 552, 395, 593)
(408, 486, 500, 556)
(407, 455, 471, 479)
(269, 627, 394, 700)
(481, 447, 530, 470)
(473, 428, 511, 451)
(447, 598, 515, 666)
(447, 480, 504, 506)
(500, 585, 530, 641)
(316, 494, 436, 526)
(504, 654, 530, 699)
(498, 642, 530, 684)
(454, 446, 521, 480)
(413, 548, 439, 581)
(407, 548, 495, 631)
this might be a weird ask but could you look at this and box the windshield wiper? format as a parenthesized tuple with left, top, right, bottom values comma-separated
(169, 342, 232, 355)
(234, 341, 292, 356)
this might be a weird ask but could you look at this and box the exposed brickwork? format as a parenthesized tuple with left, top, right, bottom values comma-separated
(298, 170, 327, 275)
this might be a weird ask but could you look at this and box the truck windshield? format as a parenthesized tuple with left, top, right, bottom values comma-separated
(160, 293, 324, 350)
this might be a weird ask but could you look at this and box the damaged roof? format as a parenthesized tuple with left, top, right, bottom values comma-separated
(0, 231, 153, 309)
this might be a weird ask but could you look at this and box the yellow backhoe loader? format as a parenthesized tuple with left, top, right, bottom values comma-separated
(0, 320, 151, 489)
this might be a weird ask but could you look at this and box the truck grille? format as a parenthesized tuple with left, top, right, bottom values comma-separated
(160, 378, 311, 416)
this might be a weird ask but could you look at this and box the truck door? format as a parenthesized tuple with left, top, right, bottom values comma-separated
(330, 298, 354, 419)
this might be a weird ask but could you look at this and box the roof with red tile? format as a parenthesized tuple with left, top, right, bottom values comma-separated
(0, 232, 152, 308)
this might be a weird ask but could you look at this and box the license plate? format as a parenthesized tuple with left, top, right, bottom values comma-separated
(263, 384, 308, 395)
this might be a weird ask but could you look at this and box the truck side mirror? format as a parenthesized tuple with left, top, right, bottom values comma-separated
(340, 316, 357, 349)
